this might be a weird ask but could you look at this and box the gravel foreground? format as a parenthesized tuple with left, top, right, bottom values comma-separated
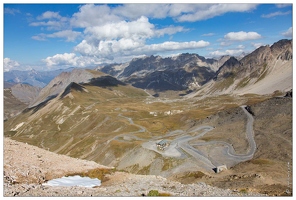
(3, 137, 266, 197)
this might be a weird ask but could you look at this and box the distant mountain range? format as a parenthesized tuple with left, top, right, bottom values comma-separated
(4, 68, 75, 88)
(98, 53, 225, 92)
(3, 39, 292, 116)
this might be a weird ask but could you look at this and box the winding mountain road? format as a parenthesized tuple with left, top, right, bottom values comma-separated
(112, 105, 256, 172)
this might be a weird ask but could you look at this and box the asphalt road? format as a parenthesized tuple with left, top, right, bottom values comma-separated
(114, 106, 256, 171)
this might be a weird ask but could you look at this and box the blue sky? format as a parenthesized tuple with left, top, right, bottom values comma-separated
(2, 2, 293, 71)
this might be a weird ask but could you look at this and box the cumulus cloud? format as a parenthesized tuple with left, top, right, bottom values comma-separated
(42, 53, 101, 68)
(139, 40, 210, 54)
(37, 11, 63, 20)
(224, 31, 262, 41)
(4, 58, 20, 71)
(30, 11, 69, 30)
(43, 53, 77, 67)
(261, 11, 291, 18)
(112, 4, 171, 20)
(70, 3, 258, 26)
(282, 27, 292, 38)
(84, 16, 154, 41)
(73, 16, 195, 62)
(33, 4, 263, 69)
(70, 4, 122, 28)
(74, 37, 209, 61)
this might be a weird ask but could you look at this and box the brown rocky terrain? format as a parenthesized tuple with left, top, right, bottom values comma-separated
(169, 95, 292, 196)
(3, 137, 266, 197)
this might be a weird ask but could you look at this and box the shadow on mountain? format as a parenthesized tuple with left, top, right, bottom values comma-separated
(24, 95, 58, 114)
(127, 68, 215, 92)
(84, 76, 126, 88)
(60, 82, 87, 99)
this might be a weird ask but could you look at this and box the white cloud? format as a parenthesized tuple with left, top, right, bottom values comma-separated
(29, 20, 67, 30)
(32, 30, 81, 42)
(155, 26, 186, 37)
(43, 53, 101, 68)
(282, 27, 292, 38)
(37, 11, 62, 20)
(276, 4, 292, 8)
(33, 4, 264, 69)
(4, 8, 21, 15)
(112, 4, 171, 20)
(237, 45, 245, 49)
(4, 58, 20, 71)
(209, 49, 244, 57)
(84, 16, 154, 41)
(202, 33, 215, 36)
(70, 4, 258, 26)
(73, 16, 192, 61)
(177, 4, 257, 22)
(261, 11, 291, 18)
(252, 42, 264, 49)
(220, 41, 232, 46)
(43, 53, 76, 67)
(47, 30, 82, 42)
(224, 31, 262, 41)
(75, 38, 209, 61)
(31, 34, 47, 41)
(70, 4, 122, 28)
(139, 40, 210, 54)
(29, 10, 69, 30)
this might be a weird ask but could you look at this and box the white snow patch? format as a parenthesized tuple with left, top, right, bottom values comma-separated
(43, 175, 101, 188)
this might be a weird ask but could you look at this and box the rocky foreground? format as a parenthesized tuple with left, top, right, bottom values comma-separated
(3, 137, 266, 197)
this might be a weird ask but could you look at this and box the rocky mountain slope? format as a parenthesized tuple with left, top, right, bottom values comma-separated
(99, 53, 224, 93)
(3, 137, 265, 197)
(4, 83, 41, 120)
(29, 69, 117, 107)
(4, 89, 28, 120)
(188, 39, 292, 97)
(10, 83, 41, 104)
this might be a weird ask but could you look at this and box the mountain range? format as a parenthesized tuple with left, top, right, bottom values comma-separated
(3, 39, 293, 196)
